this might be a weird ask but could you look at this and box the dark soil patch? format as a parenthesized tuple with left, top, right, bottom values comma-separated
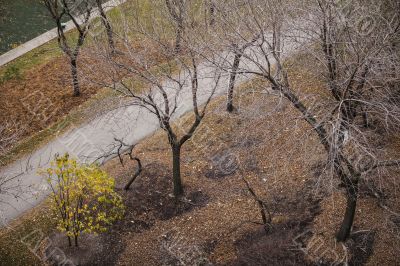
(204, 151, 239, 179)
(44, 232, 125, 266)
(227, 180, 324, 266)
(348, 230, 375, 266)
(229, 226, 312, 266)
(45, 162, 210, 265)
(116, 162, 209, 232)
(158, 229, 214, 266)
(310, 161, 327, 178)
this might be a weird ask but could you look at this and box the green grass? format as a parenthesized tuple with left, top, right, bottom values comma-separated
(0, 40, 61, 83)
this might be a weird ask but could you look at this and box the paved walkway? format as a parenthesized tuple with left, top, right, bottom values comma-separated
(0, 25, 299, 227)
(0, 0, 126, 67)
(0, 51, 263, 227)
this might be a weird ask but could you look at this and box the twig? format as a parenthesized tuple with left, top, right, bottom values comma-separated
(242, 177, 272, 235)
(112, 138, 143, 190)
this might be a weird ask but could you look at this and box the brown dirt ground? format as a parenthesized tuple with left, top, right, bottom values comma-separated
(0, 53, 98, 145)
(41, 74, 331, 265)
(1, 54, 399, 266)
(0, 40, 170, 164)
(98, 63, 399, 265)
(57, 83, 326, 265)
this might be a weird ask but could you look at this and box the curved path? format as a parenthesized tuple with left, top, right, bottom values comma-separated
(0, 53, 260, 227)
(0, 29, 301, 227)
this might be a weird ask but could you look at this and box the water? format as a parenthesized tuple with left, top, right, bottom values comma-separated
(0, 0, 57, 55)
(0, 0, 109, 55)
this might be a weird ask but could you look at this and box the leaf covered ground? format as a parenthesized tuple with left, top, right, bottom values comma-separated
(0, 55, 399, 266)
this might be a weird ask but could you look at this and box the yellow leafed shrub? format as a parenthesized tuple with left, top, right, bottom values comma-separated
(41, 153, 124, 247)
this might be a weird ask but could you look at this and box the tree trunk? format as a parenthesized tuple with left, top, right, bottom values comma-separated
(175, 22, 183, 53)
(74, 234, 78, 247)
(105, 21, 115, 53)
(209, 0, 215, 26)
(273, 21, 282, 83)
(70, 58, 80, 97)
(363, 111, 369, 128)
(227, 51, 242, 112)
(124, 158, 142, 190)
(243, 178, 271, 235)
(97, 0, 115, 53)
(172, 144, 184, 197)
(336, 180, 359, 241)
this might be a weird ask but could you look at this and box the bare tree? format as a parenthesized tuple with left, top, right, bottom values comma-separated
(199, 1, 260, 112)
(242, 177, 273, 235)
(124, 155, 142, 191)
(302, 0, 400, 241)
(207, 0, 216, 26)
(226, 36, 259, 112)
(91, 2, 220, 197)
(165, 0, 187, 53)
(212, 0, 400, 241)
(43, 0, 93, 96)
(114, 54, 220, 197)
(93, 137, 143, 191)
(114, 138, 143, 191)
(95, 0, 116, 53)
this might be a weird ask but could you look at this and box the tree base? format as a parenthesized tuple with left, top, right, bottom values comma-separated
(227, 104, 236, 113)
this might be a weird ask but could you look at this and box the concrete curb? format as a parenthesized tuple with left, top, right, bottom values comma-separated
(0, 0, 126, 67)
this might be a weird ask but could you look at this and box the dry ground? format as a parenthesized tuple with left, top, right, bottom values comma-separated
(0, 53, 99, 149)
(0, 38, 171, 166)
(37, 80, 324, 265)
(0, 56, 399, 266)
